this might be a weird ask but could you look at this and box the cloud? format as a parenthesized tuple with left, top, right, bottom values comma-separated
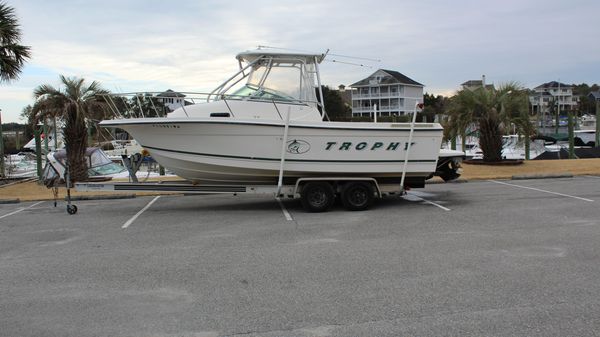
(2, 0, 599, 123)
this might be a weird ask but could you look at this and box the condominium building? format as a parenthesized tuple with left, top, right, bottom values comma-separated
(157, 89, 187, 112)
(461, 75, 494, 91)
(529, 81, 578, 114)
(350, 69, 424, 117)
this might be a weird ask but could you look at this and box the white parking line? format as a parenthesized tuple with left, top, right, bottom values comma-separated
(404, 193, 451, 211)
(276, 197, 294, 221)
(122, 196, 161, 229)
(584, 175, 600, 179)
(489, 180, 594, 202)
(0, 201, 45, 220)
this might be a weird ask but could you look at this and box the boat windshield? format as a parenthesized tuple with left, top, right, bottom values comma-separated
(88, 162, 126, 176)
(88, 149, 126, 176)
(226, 58, 318, 104)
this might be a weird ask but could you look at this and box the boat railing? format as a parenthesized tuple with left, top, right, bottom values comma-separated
(97, 92, 319, 120)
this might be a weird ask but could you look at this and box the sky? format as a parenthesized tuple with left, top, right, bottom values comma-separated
(1, 0, 599, 123)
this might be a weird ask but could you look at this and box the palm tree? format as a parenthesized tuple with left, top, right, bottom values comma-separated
(447, 83, 528, 162)
(33, 76, 109, 182)
(508, 89, 535, 159)
(0, 1, 31, 82)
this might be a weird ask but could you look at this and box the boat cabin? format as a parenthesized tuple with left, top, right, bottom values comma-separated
(168, 49, 328, 122)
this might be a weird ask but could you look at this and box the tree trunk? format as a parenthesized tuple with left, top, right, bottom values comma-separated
(479, 116, 503, 162)
(64, 107, 89, 183)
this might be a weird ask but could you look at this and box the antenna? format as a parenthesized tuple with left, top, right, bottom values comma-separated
(325, 59, 373, 68)
(257, 45, 381, 63)
(327, 53, 381, 63)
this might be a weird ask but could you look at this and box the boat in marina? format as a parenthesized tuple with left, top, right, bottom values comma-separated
(3, 152, 39, 178)
(41, 147, 161, 187)
(99, 49, 463, 187)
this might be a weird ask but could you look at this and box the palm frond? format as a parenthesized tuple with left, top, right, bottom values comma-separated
(0, 2, 31, 82)
(33, 83, 64, 99)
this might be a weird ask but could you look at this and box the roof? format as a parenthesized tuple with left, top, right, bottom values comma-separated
(461, 80, 483, 86)
(350, 69, 423, 87)
(236, 49, 326, 64)
(461, 80, 494, 90)
(534, 81, 572, 90)
(157, 89, 186, 98)
(588, 91, 600, 100)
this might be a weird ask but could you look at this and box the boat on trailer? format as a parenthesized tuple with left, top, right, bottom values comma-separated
(88, 48, 463, 212)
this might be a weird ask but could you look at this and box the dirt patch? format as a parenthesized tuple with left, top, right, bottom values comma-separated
(461, 158, 600, 180)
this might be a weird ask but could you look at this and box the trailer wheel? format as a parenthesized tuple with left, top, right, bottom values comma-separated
(341, 182, 374, 211)
(300, 182, 334, 212)
(66, 204, 78, 215)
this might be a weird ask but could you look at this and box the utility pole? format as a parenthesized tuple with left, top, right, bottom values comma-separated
(555, 81, 560, 136)
(0, 108, 4, 178)
(596, 101, 600, 147)
(525, 94, 531, 160)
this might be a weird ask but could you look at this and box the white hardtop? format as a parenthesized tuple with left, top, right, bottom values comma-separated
(165, 49, 327, 121)
(236, 49, 326, 64)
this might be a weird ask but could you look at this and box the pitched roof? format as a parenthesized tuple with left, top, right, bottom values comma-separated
(461, 80, 494, 90)
(350, 69, 423, 87)
(461, 80, 483, 86)
(534, 81, 572, 90)
(588, 91, 600, 100)
(157, 89, 186, 97)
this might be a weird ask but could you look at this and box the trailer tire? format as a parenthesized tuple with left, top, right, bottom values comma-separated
(67, 204, 78, 215)
(300, 182, 334, 212)
(341, 182, 374, 211)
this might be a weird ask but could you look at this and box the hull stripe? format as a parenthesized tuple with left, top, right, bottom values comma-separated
(142, 145, 438, 163)
(103, 120, 443, 132)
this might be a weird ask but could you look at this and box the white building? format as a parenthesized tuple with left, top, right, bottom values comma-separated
(350, 69, 424, 117)
(529, 81, 578, 115)
(157, 89, 187, 112)
(461, 75, 494, 91)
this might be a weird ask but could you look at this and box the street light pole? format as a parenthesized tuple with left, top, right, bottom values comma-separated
(0, 108, 4, 178)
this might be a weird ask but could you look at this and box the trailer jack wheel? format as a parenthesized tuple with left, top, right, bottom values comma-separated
(341, 182, 374, 211)
(300, 182, 334, 212)
(67, 204, 78, 215)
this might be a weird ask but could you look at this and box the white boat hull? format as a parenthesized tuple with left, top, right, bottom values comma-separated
(101, 118, 445, 184)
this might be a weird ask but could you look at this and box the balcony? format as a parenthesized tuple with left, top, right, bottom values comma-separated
(352, 105, 402, 114)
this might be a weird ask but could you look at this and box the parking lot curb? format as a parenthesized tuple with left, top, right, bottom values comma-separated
(512, 173, 574, 180)
(0, 198, 20, 204)
(65, 194, 137, 201)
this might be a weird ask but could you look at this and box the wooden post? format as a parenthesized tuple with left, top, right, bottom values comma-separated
(568, 109, 574, 159)
(43, 119, 49, 152)
(555, 102, 560, 136)
(53, 117, 58, 149)
(34, 129, 43, 179)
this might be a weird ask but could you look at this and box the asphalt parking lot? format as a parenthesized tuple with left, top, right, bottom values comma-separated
(1, 176, 600, 337)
